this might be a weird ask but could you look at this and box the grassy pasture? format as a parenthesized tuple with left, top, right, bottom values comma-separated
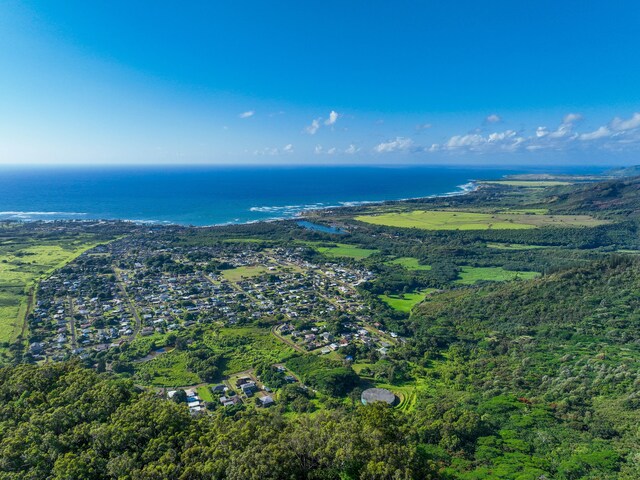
(497, 208, 550, 215)
(486, 243, 549, 250)
(314, 243, 377, 259)
(386, 257, 432, 270)
(481, 180, 572, 187)
(0, 241, 99, 345)
(205, 327, 295, 375)
(221, 265, 271, 282)
(133, 351, 200, 387)
(355, 210, 607, 230)
(196, 386, 215, 402)
(455, 266, 540, 285)
(379, 289, 438, 312)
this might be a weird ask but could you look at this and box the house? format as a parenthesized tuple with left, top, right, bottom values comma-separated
(241, 382, 257, 396)
(259, 395, 274, 407)
(320, 332, 334, 342)
(219, 395, 240, 407)
(211, 384, 225, 393)
(236, 377, 252, 387)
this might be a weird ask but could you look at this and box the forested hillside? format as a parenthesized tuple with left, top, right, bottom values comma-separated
(0, 362, 438, 480)
(1, 256, 639, 479)
(403, 255, 640, 479)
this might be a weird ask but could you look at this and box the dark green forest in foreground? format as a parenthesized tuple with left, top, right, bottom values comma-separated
(1, 175, 640, 479)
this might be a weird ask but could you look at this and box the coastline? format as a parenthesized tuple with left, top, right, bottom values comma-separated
(0, 181, 482, 228)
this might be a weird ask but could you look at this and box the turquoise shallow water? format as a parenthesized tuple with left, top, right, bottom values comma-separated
(0, 165, 604, 226)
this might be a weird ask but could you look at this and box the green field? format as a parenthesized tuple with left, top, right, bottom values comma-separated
(482, 180, 572, 187)
(355, 210, 607, 230)
(497, 208, 550, 215)
(455, 266, 540, 285)
(315, 243, 377, 259)
(486, 243, 549, 250)
(133, 351, 200, 387)
(379, 289, 438, 312)
(196, 386, 215, 402)
(0, 242, 100, 347)
(222, 238, 273, 244)
(221, 265, 271, 282)
(204, 326, 295, 375)
(386, 257, 432, 270)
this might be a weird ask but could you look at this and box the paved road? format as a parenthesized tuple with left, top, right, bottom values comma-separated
(271, 324, 305, 353)
(67, 296, 77, 348)
(113, 267, 142, 340)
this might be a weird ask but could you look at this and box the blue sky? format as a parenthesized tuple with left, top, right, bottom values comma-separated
(1, 1, 639, 165)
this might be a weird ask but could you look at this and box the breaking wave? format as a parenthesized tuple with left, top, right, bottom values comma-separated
(248, 181, 479, 220)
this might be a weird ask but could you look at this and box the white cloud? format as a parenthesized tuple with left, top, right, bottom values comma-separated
(547, 122, 575, 139)
(314, 145, 323, 154)
(327, 147, 337, 155)
(374, 137, 414, 153)
(563, 113, 583, 124)
(239, 110, 255, 119)
(305, 119, 321, 135)
(485, 114, 501, 123)
(610, 112, 640, 131)
(254, 144, 294, 156)
(536, 127, 548, 138)
(345, 144, 360, 154)
(416, 123, 432, 130)
(429, 111, 640, 155)
(306, 111, 340, 134)
(324, 110, 339, 126)
(580, 126, 611, 141)
(446, 134, 485, 148)
(434, 130, 522, 152)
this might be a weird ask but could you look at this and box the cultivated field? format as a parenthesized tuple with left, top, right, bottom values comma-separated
(481, 180, 572, 187)
(355, 210, 608, 230)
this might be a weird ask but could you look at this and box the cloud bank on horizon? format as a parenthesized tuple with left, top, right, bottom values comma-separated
(0, 1, 639, 165)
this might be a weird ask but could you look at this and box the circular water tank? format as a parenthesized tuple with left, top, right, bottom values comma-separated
(361, 388, 396, 405)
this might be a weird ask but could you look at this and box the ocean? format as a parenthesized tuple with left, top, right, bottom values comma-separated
(0, 165, 604, 226)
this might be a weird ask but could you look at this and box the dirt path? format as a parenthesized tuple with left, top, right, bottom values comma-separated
(17, 286, 35, 345)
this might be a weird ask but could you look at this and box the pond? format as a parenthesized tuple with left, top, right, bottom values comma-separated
(297, 220, 346, 235)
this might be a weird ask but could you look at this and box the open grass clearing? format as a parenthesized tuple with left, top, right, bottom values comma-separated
(196, 386, 215, 402)
(379, 289, 438, 312)
(313, 243, 377, 259)
(0, 242, 100, 346)
(133, 351, 200, 387)
(355, 209, 607, 230)
(221, 265, 272, 282)
(481, 180, 572, 187)
(486, 243, 549, 250)
(205, 326, 295, 375)
(386, 257, 431, 270)
(455, 266, 540, 285)
(496, 208, 550, 215)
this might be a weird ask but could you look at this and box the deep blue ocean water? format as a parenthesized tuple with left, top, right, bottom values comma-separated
(0, 165, 605, 226)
